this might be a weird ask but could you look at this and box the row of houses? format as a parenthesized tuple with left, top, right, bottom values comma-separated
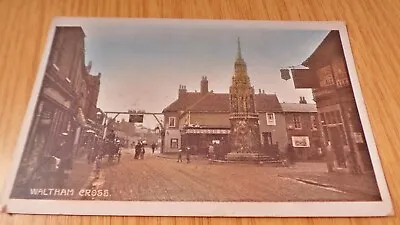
(162, 76, 321, 161)
(16, 26, 103, 185)
(161, 31, 375, 174)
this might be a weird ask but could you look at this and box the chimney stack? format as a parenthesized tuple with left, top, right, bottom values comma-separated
(299, 96, 307, 104)
(201, 76, 209, 94)
(179, 85, 187, 98)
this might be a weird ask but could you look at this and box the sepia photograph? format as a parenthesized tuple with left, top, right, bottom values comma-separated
(0, 18, 392, 217)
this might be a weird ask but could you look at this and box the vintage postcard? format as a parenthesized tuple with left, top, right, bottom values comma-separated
(0, 17, 393, 217)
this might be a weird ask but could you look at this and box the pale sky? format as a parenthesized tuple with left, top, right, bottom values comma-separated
(78, 20, 329, 129)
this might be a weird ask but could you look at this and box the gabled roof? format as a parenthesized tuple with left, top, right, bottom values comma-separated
(162, 92, 282, 113)
(280, 103, 317, 113)
(162, 92, 205, 113)
(302, 30, 342, 67)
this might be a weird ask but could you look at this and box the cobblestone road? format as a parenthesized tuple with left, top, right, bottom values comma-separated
(94, 148, 379, 202)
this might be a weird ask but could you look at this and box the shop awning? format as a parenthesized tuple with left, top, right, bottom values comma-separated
(76, 108, 90, 128)
(184, 128, 230, 134)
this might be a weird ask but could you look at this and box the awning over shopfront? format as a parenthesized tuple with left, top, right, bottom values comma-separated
(184, 128, 230, 134)
(76, 108, 90, 128)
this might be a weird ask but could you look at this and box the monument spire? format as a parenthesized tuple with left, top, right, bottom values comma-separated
(236, 37, 242, 60)
(228, 37, 261, 159)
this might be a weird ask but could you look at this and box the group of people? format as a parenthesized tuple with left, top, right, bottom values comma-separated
(133, 142, 157, 159)
(86, 129, 122, 164)
(134, 141, 146, 159)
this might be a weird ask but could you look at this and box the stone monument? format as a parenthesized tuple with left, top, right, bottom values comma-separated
(227, 38, 261, 161)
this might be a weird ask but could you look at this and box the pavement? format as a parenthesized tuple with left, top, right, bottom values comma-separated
(277, 170, 381, 200)
(60, 156, 97, 200)
(82, 148, 381, 202)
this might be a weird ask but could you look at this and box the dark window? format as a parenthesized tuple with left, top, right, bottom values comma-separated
(263, 132, 273, 145)
(168, 117, 176, 128)
(170, 138, 179, 149)
(311, 115, 318, 130)
(294, 115, 302, 129)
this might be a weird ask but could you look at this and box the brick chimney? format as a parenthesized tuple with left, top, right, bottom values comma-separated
(201, 76, 208, 94)
(299, 96, 307, 104)
(179, 85, 187, 98)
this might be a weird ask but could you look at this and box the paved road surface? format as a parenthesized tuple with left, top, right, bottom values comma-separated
(94, 148, 377, 202)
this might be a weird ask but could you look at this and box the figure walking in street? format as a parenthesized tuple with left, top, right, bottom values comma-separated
(151, 143, 156, 154)
(134, 142, 142, 159)
(177, 149, 183, 162)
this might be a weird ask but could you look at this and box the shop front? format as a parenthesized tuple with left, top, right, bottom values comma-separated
(15, 82, 77, 188)
(180, 127, 230, 156)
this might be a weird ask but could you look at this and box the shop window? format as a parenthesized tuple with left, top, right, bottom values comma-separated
(263, 132, 273, 145)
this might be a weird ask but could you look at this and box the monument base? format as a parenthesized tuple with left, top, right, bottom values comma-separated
(226, 152, 260, 161)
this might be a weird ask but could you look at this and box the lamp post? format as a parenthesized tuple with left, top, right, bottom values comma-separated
(155, 126, 165, 154)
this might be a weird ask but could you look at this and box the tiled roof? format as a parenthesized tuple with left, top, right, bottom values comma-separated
(255, 94, 282, 112)
(162, 92, 205, 113)
(162, 92, 282, 113)
(280, 103, 317, 113)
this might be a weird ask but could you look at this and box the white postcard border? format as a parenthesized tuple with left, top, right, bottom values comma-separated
(0, 17, 393, 217)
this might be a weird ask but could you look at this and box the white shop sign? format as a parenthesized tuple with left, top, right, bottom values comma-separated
(291, 136, 310, 148)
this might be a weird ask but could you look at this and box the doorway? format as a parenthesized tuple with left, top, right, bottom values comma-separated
(328, 126, 346, 167)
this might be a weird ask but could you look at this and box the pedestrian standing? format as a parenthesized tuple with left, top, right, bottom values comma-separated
(208, 144, 215, 162)
(326, 141, 337, 172)
(186, 147, 191, 163)
(52, 132, 73, 187)
(151, 143, 156, 154)
(140, 144, 145, 159)
(177, 149, 183, 162)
